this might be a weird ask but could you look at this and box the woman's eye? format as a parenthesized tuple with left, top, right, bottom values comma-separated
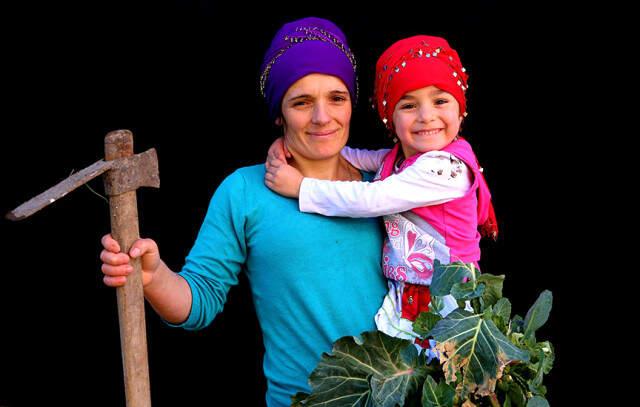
(332, 96, 347, 102)
(292, 100, 309, 107)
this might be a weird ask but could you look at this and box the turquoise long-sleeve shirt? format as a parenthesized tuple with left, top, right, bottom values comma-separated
(174, 165, 387, 406)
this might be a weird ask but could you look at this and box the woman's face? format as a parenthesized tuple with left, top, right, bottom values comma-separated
(280, 74, 352, 161)
(392, 85, 463, 158)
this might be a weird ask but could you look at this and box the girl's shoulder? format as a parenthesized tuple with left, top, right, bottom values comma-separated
(412, 151, 469, 179)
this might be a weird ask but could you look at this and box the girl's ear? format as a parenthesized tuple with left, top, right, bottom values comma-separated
(457, 115, 465, 135)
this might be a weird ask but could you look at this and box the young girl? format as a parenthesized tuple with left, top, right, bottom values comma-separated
(264, 35, 498, 347)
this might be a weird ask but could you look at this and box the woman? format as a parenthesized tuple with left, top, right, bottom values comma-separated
(98, 17, 386, 406)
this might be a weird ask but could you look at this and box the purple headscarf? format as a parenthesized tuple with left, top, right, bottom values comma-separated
(260, 17, 357, 120)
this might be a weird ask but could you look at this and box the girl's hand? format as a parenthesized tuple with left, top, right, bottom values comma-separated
(266, 136, 291, 166)
(99, 234, 162, 287)
(264, 158, 303, 198)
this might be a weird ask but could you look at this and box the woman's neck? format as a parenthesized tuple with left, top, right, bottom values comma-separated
(290, 154, 360, 181)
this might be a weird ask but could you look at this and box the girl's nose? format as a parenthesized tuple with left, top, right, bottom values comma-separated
(418, 106, 436, 122)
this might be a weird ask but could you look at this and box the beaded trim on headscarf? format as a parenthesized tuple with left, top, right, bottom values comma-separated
(375, 39, 469, 129)
(259, 25, 359, 100)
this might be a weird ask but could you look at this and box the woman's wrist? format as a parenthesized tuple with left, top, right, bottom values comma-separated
(144, 260, 171, 296)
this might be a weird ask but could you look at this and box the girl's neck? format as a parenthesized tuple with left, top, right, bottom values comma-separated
(398, 135, 460, 163)
(290, 154, 360, 181)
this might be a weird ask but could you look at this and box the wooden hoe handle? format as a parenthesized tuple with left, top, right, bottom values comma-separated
(104, 130, 152, 407)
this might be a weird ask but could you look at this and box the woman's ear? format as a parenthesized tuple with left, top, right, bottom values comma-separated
(275, 117, 283, 126)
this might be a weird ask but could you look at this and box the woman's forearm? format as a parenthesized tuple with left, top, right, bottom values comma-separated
(143, 260, 192, 324)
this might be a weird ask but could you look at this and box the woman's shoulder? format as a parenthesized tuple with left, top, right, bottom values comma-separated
(210, 164, 263, 192)
(218, 163, 262, 183)
(360, 170, 377, 182)
(231, 163, 265, 180)
(208, 164, 266, 206)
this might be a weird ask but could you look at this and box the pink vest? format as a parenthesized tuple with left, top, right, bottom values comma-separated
(374, 137, 492, 285)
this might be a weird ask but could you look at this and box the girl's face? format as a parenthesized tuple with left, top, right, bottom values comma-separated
(392, 85, 463, 158)
(280, 73, 352, 161)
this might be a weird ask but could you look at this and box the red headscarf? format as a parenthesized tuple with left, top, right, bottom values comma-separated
(374, 35, 498, 240)
(374, 35, 468, 129)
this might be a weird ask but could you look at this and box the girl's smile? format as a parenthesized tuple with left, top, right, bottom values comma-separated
(411, 128, 443, 137)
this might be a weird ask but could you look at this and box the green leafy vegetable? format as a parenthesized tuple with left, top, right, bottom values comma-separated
(296, 262, 554, 406)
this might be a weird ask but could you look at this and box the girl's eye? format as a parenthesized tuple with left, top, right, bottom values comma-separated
(435, 98, 449, 105)
(399, 103, 416, 110)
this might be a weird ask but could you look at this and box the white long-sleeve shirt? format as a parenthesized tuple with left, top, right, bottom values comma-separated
(299, 147, 472, 217)
(339, 146, 391, 172)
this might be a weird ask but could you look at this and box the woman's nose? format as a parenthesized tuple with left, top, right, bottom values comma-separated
(311, 102, 331, 125)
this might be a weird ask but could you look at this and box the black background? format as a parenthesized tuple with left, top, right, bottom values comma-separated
(1, 1, 586, 406)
